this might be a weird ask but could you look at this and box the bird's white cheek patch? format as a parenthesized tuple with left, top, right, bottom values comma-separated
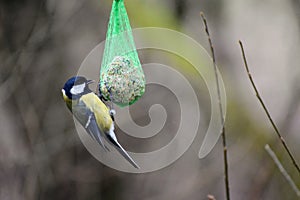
(70, 83, 85, 95)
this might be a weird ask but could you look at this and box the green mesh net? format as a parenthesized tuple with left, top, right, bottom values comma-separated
(99, 0, 145, 107)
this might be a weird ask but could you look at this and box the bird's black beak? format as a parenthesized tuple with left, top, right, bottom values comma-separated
(87, 80, 95, 85)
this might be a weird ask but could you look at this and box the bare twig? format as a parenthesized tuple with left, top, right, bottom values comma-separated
(265, 144, 300, 197)
(239, 40, 300, 174)
(200, 12, 230, 200)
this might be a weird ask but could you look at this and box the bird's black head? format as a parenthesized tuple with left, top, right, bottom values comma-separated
(62, 76, 94, 100)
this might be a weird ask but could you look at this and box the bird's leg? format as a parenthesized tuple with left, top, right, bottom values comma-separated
(109, 99, 115, 122)
(106, 85, 116, 122)
(110, 109, 116, 122)
(99, 82, 115, 121)
(98, 83, 107, 102)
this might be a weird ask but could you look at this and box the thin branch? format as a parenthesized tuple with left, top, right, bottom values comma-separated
(265, 144, 300, 197)
(200, 12, 230, 200)
(239, 40, 300, 174)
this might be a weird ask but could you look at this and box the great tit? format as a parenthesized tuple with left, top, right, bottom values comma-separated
(62, 76, 139, 169)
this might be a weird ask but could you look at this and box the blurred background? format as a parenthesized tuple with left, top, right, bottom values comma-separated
(1, 0, 300, 199)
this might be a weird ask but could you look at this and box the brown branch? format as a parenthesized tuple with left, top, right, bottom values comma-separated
(200, 12, 231, 200)
(238, 40, 300, 174)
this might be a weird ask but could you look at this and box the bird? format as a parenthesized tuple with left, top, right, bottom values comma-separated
(61, 76, 139, 169)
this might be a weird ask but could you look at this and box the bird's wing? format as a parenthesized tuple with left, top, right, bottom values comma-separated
(106, 125, 140, 169)
(73, 101, 109, 151)
(85, 112, 110, 151)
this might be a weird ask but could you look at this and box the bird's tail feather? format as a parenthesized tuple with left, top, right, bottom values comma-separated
(106, 134, 140, 169)
(114, 141, 140, 169)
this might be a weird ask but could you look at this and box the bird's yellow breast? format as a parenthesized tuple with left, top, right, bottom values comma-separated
(80, 93, 113, 132)
(62, 92, 72, 110)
